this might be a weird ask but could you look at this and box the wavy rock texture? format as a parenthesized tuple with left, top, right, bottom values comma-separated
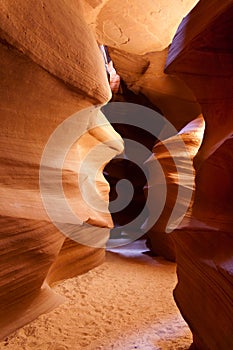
(83, 0, 199, 54)
(107, 44, 203, 258)
(173, 138, 233, 350)
(0, 0, 123, 340)
(109, 48, 202, 132)
(0, 0, 111, 103)
(145, 116, 205, 261)
(165, 0, 233, 165)
(104, 1, 233, 348)
(1, 0, 233, 348)
(164, 1, 233, 349)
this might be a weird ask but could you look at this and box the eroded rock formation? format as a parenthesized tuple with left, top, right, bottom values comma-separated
(96, 0, 233, 348)
(145, 116, 205, 261)
(1, 0, 232, 348)
(165, 1, 233, 348)
(0, 0, 123, 339)
(83, 0, 199, 54)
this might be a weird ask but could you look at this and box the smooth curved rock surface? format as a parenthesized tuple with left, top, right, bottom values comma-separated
(109, 48, 202, 132)
(46, 238, 107, 285)
(165, 0, 233, 164)
(145, 116, 205, 261)
(172, 137, 233, 350)
(1, 0, 233, 348)
(83, 0, 199, 54)
(165, 1, 233, 348)
(0, 0, 111, 103)
(0, 0, 123, 340)
(173, 228, 233, 350)
(107, 2, 233, 347)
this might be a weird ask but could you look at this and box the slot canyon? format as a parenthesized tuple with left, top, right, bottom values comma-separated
(0, 0, 232, 349)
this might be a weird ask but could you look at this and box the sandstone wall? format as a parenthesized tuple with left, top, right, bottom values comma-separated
(0, 0, 123, 339)
(165, 1, 233, 348)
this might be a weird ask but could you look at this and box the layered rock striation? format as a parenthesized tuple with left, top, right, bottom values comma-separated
(165, 1, 233, 348)
(0, 0, 123, 339)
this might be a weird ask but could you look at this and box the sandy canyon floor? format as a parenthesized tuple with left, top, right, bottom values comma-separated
(0, 240, 192, 350)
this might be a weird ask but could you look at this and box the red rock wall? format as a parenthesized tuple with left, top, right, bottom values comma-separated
(107, 2, 233, 348)
(1, 0, 232, 348)
(145, 116, 205, 261)
(0, 0, 123, 339)
(165, 1, 233, 348)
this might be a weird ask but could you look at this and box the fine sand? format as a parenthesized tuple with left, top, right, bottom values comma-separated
(0, 240, 192, 350)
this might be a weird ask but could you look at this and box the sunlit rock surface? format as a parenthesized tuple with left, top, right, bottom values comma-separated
(145, 116, 205, 261)
(83, 0, 199, 54)
(165, 1, 233, 349)
(105, 1, 233, 348)
(109, 48, 202, 131)
(0, 0, 111, 103)
(0, 0, 233, 348)
(0, 0, 123, 339)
